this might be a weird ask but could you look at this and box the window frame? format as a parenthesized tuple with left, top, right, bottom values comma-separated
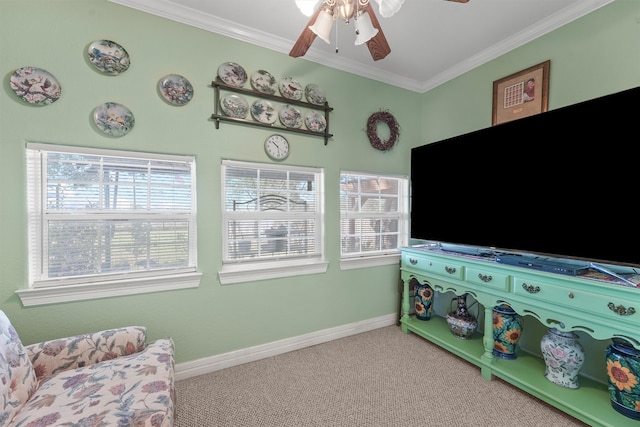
(218, 160, 327, 284)
(339, 171, 409, 270)
(18, 142, 201, 306)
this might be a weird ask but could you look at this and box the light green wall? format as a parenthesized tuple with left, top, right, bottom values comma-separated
(1, 0, 639, 370)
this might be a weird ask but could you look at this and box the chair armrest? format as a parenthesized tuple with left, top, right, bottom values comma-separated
(24, 326, 147, 380)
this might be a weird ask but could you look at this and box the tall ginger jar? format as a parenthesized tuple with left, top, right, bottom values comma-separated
(605, 338, 640, 420)
(413, 279, 434, 321)
(492, 304, 523, 360)
(540, 327, 585, 389)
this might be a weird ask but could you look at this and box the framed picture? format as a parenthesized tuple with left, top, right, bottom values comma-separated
(492, 60, 550, 126)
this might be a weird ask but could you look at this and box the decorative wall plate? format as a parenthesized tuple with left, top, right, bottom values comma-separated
(279, 77, 303, 100)
(279, 104, 302, 128)
(93, 102, 135, 137)
(220, 94, 249, 118)
(304, 83, 326, 105)
(251, 100, 277, 124)
(10, 66, 61, 106)
(250, 70, 277, 94)
(87, 40, 130, 75)
(217, 62, 247, 87)
(304, 110, 326, 133)
(158, 74, 194, 105)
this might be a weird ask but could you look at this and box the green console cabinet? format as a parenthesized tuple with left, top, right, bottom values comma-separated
(400, 245, 640, 427)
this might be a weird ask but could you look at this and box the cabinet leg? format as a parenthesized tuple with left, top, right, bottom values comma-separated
(480, 304, 495, 380)
(400, 278, 410, 334)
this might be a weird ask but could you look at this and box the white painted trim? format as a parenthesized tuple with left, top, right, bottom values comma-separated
(174, 313, 398, 381)
(340, 254, 400, 270)
(218, 259, 329, 285)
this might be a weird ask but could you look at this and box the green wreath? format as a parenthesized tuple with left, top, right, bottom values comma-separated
(366, 111, 400, 151)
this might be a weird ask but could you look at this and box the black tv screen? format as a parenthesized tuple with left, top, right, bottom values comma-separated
(411, 85, 640, 270)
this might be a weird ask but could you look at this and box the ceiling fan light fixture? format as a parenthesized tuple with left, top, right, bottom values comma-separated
(354, 11, 378, 45)
(373, 0, 404, 18)
(309, 8, 334, 44)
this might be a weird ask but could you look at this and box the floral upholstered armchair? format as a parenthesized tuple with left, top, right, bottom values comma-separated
(0, 310, 175, 427)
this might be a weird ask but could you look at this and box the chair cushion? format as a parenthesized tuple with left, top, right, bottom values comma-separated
(0, 310, 38, 426)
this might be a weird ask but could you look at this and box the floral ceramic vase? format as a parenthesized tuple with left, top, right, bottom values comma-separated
(446, 293, 478, 339)
(605, 338, 640, 420)
(492, 304, 523, 360)
(414, 280, 434, 321)
(540, 328, 585, 389)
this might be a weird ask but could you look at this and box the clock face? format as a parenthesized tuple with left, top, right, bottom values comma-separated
(264, 134, 289, 160)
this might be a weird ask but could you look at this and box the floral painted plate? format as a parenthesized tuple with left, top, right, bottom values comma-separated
(87, 40, 130, 75)
(10, 66, 62, 106)
(305, 110, 327, 133)
(93, 102, 135, 137)
(218, 62, 247, 87)
(250, 70, 277, 95)
(279, 77, 303, 100)
(251, 100, 277, 124)
(158, 74, 194, 105)
(304, 83, 326, 106)
(220, 93, 249, 118)
(279, 104, 302, 128)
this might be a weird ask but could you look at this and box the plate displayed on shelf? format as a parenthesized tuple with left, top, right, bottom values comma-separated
(279, 77, 303, 100)
(305, 110, 327, 133)
(251, 99, 277, 124)
(220, 93, 249, 118)
(87, 40, 130, 75)
(217, 62, 247, 87)
(279, 104, 303, 128)
(304, 83, 326, 106)
(92, 102, 135, 137)
(158, 74, 194, 106)
(250, 70, 277, 95)
(9, 66, 62, 106)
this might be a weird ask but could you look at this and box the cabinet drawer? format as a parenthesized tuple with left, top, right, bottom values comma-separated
(465, 266, 510, 291)
(513, 276, 639, 324)
(402, 253, 463, 280)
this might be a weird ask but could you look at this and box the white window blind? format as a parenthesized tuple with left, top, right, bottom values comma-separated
(26, 143, 197, 288)
(340, 172, 408, 256)
(222, 160, 323, 263)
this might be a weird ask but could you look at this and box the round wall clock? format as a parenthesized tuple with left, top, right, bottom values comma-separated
(264, 134, 289, 160)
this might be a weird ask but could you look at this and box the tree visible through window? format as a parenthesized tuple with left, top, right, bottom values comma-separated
(340, 172, 408, 257)
(26, 143, 197, 287)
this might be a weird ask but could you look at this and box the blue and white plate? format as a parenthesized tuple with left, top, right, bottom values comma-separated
(220, 94, 249, 118)
(218, 62, 247, 87)
(250, 70, 277, 95)
(93, 102, 135, 137)
(251, 100, 277, 124)
(304, 83, 326, 105)
(87, 40, 130, 75)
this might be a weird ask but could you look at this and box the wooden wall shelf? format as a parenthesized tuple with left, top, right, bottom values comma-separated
(211, 78, 333, 145)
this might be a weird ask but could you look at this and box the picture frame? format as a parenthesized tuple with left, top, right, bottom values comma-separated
(492, 60, 550, 126)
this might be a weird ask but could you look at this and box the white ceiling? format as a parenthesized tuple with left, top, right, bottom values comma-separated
(108, 0, 612, 93)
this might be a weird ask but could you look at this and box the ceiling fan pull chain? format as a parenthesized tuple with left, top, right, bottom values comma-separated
(335, 16, 339, 53)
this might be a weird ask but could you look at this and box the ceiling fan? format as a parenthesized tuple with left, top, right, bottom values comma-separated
(289, 0, 470, 61)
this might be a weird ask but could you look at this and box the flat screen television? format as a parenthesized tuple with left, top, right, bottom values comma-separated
(410, 85, 640, 274)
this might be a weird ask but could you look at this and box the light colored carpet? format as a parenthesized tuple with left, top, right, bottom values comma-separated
(175, 325, 588, 426)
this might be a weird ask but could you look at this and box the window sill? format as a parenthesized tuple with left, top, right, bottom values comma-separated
(339, 253, 401, 270)
(16, 272, 202, 306)
(218, 258, 329, 285)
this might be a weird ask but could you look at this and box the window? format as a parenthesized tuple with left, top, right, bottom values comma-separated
(219, 160, 327, 284)
(339, 171, 409, 269)
(19, 143, 201, 306)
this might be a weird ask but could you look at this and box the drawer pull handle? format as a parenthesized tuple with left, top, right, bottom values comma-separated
(478, 273, 492, 282)
(445, 266, 456, 274)
(409, 258, 417, 265)
(568, 292, 574, 299)
(608, 302, 636, 316)
(522, 283, 540, 294)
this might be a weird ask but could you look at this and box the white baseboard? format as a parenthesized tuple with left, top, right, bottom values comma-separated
(175, 313, 398, 381)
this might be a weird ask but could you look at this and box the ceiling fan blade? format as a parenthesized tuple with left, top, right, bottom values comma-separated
(363, 4, 391, 61)
(289, 7, 323, 58)
(446, 0, 470, 3)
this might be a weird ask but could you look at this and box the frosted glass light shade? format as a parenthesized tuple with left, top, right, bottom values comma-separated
(309, 9, 334, 44)
(373, 0, 405, 18)
(354, 11, 379, 45)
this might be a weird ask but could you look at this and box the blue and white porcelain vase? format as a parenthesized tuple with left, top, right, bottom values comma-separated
(540, 328, 585, 389)
(492, 304, 523, 360)
(605, 338, 640, 420)
(446, 293, 478, 339)
(414, 280, 434, 321)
